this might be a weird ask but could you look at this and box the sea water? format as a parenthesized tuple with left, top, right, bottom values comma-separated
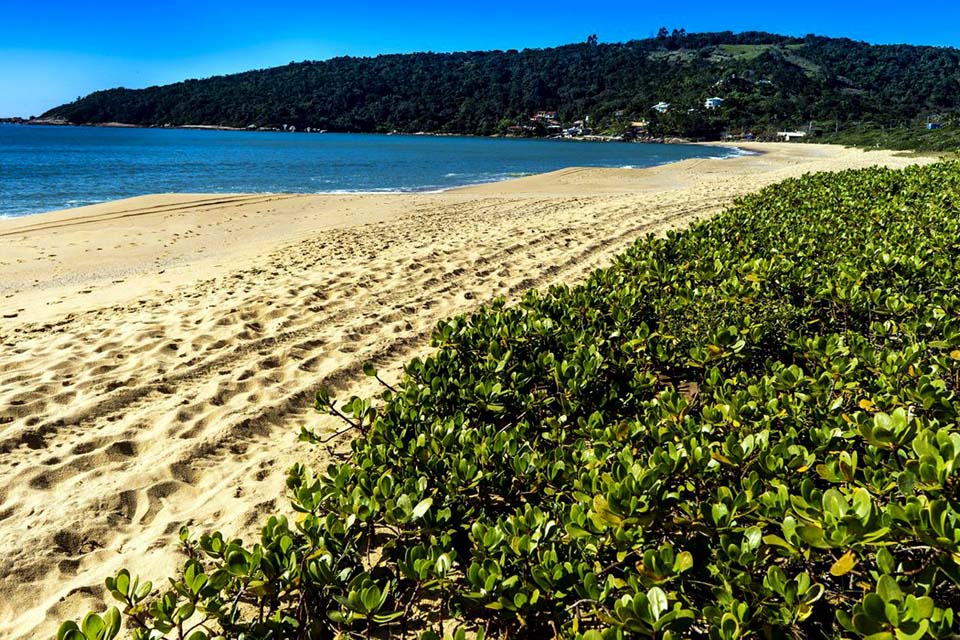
(0, 124, 741, 217)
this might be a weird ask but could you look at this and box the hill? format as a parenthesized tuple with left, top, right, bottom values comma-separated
(42, 30, 960, 139)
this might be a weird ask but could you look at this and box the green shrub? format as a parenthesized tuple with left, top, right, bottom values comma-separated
(819, 123, 960, 153)
(60, 163, 960, 639)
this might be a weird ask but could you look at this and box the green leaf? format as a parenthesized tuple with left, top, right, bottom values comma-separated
(134, 580, 152, 600)
(877, 575, 903, 603)
(895, 621, 930, 640)
(863, 593, 887, 622)
(674, 550, 694, 573)
(743, 526, 762, 550)
(57, 621, 83, 640)
(411, 497, 433, 520)
(904, 595, 934, 620)
(102, 607, 121, 640)
(796, 525, 831, 549)
(113, 571, 130, 598)
(226, 550, 249, 576)
(762, 534, 797, 554)
(80, 613, 104, 639)
(175, 602, 195, 623)
(648, 587, 668, 621)
(876, 547, 896, 574)
(361, 586, 384, 612)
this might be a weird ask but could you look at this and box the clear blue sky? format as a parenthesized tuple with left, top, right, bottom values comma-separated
(3, 0, 959, 117)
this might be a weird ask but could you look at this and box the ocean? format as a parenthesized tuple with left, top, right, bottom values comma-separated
(0, 124, 741, 217)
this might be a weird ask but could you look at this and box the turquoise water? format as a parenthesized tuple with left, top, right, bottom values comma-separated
(0, 124, 740, 217)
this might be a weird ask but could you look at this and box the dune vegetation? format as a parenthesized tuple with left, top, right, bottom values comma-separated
(819, 122, 960, 153)
(59, 162, 960, 639)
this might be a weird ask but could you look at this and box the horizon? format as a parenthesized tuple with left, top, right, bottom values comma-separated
(4, 0, 960, 118)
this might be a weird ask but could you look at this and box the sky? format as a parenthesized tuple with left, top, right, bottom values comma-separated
(2, 0, 960, 117)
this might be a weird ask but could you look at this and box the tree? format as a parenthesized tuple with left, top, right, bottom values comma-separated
(42, 32, 960, 141)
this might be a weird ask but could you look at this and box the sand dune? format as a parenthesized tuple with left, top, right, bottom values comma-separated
(0, 143, 932, 637)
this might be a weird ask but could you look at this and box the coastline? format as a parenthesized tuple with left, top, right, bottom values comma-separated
(1, 118, 702, 145)
(0, 143, 935, 639)
(0, 126, 747, 218)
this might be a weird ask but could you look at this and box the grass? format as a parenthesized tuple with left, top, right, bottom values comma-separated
(820, 123, 960, 153)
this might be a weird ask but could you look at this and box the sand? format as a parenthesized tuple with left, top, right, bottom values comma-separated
(0, 143, 933, 637)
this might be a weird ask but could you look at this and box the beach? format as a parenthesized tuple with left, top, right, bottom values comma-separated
(0, 142, 933, 637)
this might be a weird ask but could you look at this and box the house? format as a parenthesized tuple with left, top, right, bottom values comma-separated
(532, 110, 559, 122)
(651, 102, 670, 113)
(704, 97, 724, 109)
(776, 131, 807, 141)
(927, 122, 942, 130)
(614, 109, 625, 117)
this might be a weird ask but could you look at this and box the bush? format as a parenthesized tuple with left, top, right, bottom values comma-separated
(59, 163, 960, 640)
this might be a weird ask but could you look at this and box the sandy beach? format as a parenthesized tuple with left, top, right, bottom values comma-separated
(0, 142, 933, 637)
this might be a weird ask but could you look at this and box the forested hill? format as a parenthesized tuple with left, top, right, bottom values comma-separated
(42, 30, 960, 138)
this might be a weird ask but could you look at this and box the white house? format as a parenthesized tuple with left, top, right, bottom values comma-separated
(704, 97, 725, 109)
(651, 101, 670, 113)
(777, 131, 807, 141)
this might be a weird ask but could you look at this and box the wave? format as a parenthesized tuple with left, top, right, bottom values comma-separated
(722, 146, 760, 158)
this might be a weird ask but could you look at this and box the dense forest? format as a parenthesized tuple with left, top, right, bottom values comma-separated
(41, 30, 960, 139)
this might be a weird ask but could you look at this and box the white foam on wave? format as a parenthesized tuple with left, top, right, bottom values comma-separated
(315, 187, 438, 195)
(721, 146, 760, 158)
(310, 170, 541, 195)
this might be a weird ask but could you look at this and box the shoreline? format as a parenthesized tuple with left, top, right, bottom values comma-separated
(0, 134, 748, 219)
(1, 118, 708, 145)
(0, 143, 935, 640)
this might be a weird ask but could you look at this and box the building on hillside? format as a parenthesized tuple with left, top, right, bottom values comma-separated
(628, 120, 649, 136)
(776, 131, 807, 141)
(651, 102, 670, 113)
(704, 96, 725, 109)
(532, 110, 559, 122)
(927, 122, 942, 130)
(614, 109, 625, 117)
